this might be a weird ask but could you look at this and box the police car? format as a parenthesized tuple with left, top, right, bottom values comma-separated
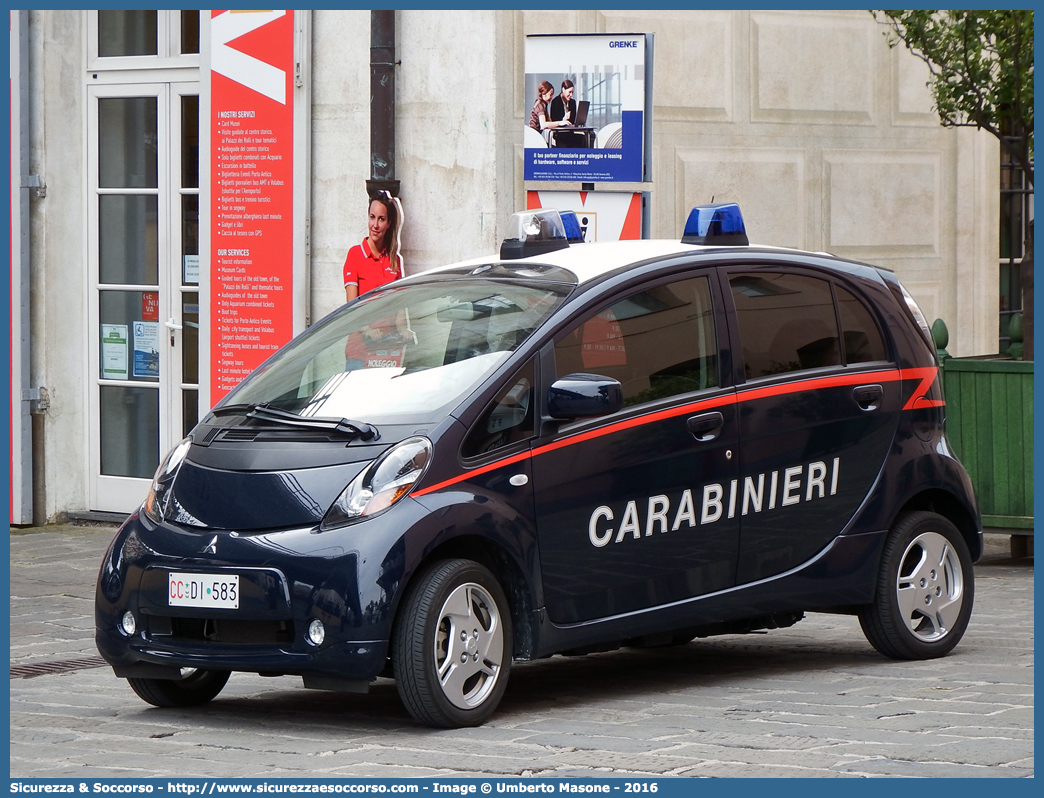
(96, 204, 980, 728)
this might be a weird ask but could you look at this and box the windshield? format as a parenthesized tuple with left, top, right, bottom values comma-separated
(219, 278, 571, 426)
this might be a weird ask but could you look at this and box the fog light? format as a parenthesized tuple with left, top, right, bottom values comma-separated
(119, 611, 137, 636)
(307, 619, 325, 646)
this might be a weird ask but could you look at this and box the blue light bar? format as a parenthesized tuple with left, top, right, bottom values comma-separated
(681, 202, 749, 246)
(559, 210, 584, 243)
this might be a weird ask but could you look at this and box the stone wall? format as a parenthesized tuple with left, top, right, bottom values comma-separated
(310, 9, 998, 354)
(28, 10, 88, 520)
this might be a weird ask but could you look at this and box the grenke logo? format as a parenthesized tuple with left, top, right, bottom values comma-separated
(588, 457, 841, 547)
(609, 40, 639, 48)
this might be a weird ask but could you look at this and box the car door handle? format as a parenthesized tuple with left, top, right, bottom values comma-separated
(853, 384, 883, 411)
(687, 411, 724, 442)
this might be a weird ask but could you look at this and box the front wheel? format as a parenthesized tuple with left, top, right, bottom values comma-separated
(127, 668, 231, 707)
(392, 559, 512, 728)
(859, 511, 974, 660)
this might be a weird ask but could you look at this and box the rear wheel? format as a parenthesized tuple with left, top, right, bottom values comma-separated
(127, 668, 231, 707)
(859, 512, 973, 660)
(393, 559, 512, 728)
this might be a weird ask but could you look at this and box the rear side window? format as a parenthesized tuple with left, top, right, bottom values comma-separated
(836, 285, 888, 364)
(730, 272, 841, 379)
(554, 275, 718, 407)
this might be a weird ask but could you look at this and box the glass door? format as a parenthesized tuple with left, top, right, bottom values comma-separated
(88, 82, 200, 512)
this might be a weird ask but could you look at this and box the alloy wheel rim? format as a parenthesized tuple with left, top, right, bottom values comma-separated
(433, 582, 504, 709)
(895, 531, 964, 641)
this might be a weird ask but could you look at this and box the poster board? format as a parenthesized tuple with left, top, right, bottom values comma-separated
(524, 34, 649, 183)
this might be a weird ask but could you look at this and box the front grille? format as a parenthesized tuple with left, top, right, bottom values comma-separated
(148, 616, 295, 645)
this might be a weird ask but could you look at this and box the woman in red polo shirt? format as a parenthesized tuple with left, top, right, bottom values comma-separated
(343, 192, 406, 369)
(343, 191, 403, 302)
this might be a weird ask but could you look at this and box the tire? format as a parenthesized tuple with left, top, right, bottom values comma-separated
(859, 511, 974, 660)
(127, 668, 231, 708)
(392, 559, 512, 728)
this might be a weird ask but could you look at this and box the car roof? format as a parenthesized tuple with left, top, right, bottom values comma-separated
(407, 239, 856, 287)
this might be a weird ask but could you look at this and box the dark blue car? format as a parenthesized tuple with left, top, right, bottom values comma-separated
(96, 205, 980, 727)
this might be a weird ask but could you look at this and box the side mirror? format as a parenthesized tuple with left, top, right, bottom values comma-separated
(547, 373, 623, 420)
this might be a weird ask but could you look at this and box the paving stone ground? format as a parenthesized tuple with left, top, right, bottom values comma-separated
(8, 523, 1034, 778)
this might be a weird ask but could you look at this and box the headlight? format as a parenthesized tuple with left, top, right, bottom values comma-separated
(321, 437, 432, 531)
(142, 437, 192, 524)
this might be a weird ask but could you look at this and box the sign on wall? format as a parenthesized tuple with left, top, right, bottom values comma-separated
(524, 34, 648, 183)
(209, 9, 296, 403)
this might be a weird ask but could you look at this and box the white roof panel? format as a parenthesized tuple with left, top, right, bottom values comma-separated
(412, 240, 707, 285)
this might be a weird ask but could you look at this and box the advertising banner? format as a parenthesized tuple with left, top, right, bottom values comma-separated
(524, 34, 647, 183)
(526, 190, 644, 242)
(209, 9, 295, 403)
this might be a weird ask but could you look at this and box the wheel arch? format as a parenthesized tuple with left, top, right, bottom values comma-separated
(895, 488, 982, 561)
(406, 535, 536, 661)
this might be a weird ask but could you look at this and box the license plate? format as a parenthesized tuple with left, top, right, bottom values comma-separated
(168, 572, 239, 609)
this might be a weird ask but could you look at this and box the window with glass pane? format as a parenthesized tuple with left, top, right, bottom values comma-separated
(180, 195, 199, 286)
(99, 97, 158, 188)
(554, 276, 718, 407)
(99, 195, 159, 285)
(183, 389, 199, 437)
(181, 95, 199, 188)
(100, 385, 159, 478)
(99, 291, 160, 382)
(998, 143, 1030, 348)
(98, 10, 158, 57)
(836, 286, 888, 364)
(730, 272, 841, 380)
(181, 11, 200, 54)
(182, 293, 199, 384)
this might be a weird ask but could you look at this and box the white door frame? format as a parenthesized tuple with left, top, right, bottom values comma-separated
(85, 80, 199, 512)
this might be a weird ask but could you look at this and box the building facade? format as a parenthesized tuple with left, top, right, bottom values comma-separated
(10, 9, 1000, 524)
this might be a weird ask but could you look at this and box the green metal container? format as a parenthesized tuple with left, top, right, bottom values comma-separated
(942, 357, 1034, 529)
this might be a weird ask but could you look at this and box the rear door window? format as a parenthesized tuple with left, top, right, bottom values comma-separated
(730, 272, 841, 380)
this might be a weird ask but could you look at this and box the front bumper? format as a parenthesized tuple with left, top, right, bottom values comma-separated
(94, 508, 417, 682)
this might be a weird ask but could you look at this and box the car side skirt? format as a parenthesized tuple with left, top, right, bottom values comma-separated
(529, 527, 887, 658)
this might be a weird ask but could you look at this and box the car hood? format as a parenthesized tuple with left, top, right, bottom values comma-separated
(166, 457, 368, 532)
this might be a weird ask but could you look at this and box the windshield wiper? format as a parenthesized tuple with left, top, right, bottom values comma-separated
(245, 403, 380, 441)
(208, 402, 260, 417)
